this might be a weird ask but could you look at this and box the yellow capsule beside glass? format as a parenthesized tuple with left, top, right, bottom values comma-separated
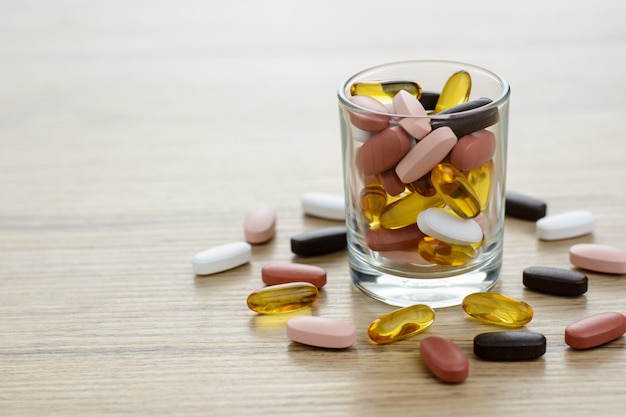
(247, 282, 318, 314)
(368, 304, 435, 344)
(462, 292, 534, 327)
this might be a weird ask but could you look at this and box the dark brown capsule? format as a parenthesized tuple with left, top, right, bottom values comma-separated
(474, 331, 546, 361)
(430, 98, 499, 138)
(505, 191, 547, 221)
(523, 266, 588, 296)
(290, 226, 347, 257)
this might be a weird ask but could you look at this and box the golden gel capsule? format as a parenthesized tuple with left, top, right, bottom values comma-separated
(368, 304, 435, 344)
(247, 282, 318, 314)
(433, 70, 471, 113)
(431, 163, 481, 219)
(350, 80, 422, 102)
(462, 292, 534, 328)
(418, 236, 476, 266)
(360, 184, 388, 226)
(379, 192, 444, 230)
(467, 160, 493, 210)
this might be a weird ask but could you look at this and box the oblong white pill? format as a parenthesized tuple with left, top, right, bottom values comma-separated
(569, 243, 626, 274)
(301, 192, 345, 221)
(287, 316, 356, 349)
(536, 210, 595, 241)
(417, 207, 483, 245)
(192, 242, 251, 275)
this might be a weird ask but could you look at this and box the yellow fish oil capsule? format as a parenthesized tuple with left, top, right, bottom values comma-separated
(368, 304, 435, 344)
(379, 191, 444, 230)
(462, 292, 534, 327)
(418, 236, 476, 266)
(431, 163, 481, 219)
(433, 70, 471, 113)
(466, 160, 493, 210)
(360, 184, 388, 226)
(350, 80, 422, 102)
(247, 282, 318, 314)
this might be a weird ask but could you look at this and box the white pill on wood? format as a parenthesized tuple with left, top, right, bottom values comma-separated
(301, 192, 345, 221)
(192, 242, 251, 276)
(536, 210, 595, 241)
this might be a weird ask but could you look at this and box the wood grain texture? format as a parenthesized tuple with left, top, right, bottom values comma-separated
(2, 1, 626, 416)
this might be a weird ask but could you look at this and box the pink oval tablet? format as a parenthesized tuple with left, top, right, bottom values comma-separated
(365, 224, 426, 252)
(569, 243, 626, 274)
(392, 90, 432, 139)
(347, 95, 390, 132)
(244, 203, 276, 244)
(287, 316, 356, 349)
(395, 126, 457, 183)
(564, 312, 626, 350)
(356, 126, 411, 176)
(261, 262, 327, 288)
(450, 129, 496, 171)
(420, 335, 469, 383)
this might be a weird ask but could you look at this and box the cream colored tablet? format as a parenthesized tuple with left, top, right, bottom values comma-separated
(244, 203, 276, 244)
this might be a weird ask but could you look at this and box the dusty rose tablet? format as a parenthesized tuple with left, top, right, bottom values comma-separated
(420, 335, 469, 383)
(261, 262, 327, 288)
(287, 316, 356, 349)
(565, 312, 626, 350)
(569, 243, 626, 274)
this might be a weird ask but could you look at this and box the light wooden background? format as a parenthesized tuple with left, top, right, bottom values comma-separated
(2, 1, 626, 416)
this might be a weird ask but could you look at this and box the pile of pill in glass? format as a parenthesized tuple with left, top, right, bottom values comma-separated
(190, 69, 626, 384)
(347, 71, 500, 266)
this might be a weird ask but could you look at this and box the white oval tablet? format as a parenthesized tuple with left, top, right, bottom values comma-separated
(417, 207, 483, 245)
(536, 210, 595, 241)
(569, 243, 626, 274)
(192, 242, 251, 276)
(287, 316, 356, 349)
(301, 192, 345, 221)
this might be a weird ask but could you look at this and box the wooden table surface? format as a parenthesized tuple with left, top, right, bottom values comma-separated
(2, 1, 626, 416)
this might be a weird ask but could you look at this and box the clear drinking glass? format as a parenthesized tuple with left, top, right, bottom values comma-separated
(337, 60, 510, 308)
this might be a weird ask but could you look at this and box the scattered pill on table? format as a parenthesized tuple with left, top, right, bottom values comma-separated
(244, 203, 276, 244)
(247, 282, 319, 315)
(505, 191, 547, 221)
(192, 241, 251, 276)
(536, 210, 595, 241)
(564, 312, 626, 350)
(420, 335, 469, 383)
(473, 331, 546, 361)
(522, 266, 588, 296)
(462, 292, 534, 328)
(569, 243, 626, 274)
(301, 192, 345, 221)
(290, 226, 347, 257)
(261, 262, 327, 289)
(287, 316, 357, 349)
(367, 304, 435, 344)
